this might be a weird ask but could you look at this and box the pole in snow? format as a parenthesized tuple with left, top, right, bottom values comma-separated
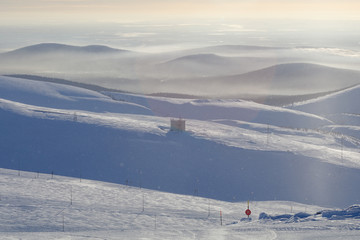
(70, 186, 73, 205)
(155, 214, 157, 230)
(18, 159, 21, 176)
(341, 137, 344, 161)
(220, 210, 223, 226)
(245, 200, 252, 219)
(62, 213, 65, 232)
(207, 200, 210, 217)
(142, 193, 145, 212)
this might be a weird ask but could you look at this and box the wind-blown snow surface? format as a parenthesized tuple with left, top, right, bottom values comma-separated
(1, 76, 360, 209)
(1, 168, 360, 239)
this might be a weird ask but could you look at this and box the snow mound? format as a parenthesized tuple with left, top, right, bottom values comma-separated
(259, 212, 312, 222)
(260, 205, 360, 222)
(320, 205, 360, 220)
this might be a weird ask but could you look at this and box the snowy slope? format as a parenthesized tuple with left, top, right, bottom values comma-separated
(1, 168, 360, 239)
(290, 84, 360, 138)
(292, 84, 360, 116)
(105, 92, 332, 129)
(1, 76, 360, 208)
(0, 76, 152, 115)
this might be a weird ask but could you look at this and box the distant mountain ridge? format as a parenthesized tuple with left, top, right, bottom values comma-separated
(226, 63, 360, 83)
(2, 43, 130, 56)
(164, 53, 232, 65)
(1, 43, 360, 97)
(215, 63, 360, 94)
(191, 44, 286, 53)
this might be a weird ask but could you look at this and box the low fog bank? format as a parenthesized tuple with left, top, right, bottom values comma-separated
(1, 43, 360, 98)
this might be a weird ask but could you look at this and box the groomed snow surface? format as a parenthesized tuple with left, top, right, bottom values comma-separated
(1, 75, 360, 238)
(1, 168, 360, 240)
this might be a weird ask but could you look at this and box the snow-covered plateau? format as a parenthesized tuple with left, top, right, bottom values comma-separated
(1, 75, 360, 239)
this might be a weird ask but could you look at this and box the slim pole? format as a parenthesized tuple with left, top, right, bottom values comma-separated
(155, 214, 157, 230)
(341, 137, 343, 161)
(207, 200, 210, 217)
(220, 210, 223, 226)
(62, 213, 65, 232)
(70, 186, 73, 205)
(142, 193, 145, 212)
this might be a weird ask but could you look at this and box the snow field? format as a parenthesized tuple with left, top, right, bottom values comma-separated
(2, 75, 360, 208)
(2, 168, 360, 239)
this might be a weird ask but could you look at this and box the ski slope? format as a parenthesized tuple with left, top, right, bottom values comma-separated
(1, 168, 360, 239)
(1, 75, 360, 209)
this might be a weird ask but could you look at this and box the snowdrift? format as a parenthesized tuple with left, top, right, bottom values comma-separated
(259, 212, 312, 222)
(320, 205, 360, 220)
(259, 205, 360, 222)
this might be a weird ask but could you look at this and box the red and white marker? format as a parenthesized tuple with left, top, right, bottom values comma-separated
(245, 200, 251, 218)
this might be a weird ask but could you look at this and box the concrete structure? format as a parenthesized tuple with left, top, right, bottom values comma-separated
(170, 118, 185, 131)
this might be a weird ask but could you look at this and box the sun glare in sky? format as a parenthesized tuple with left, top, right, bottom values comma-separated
(1, 0, 360, 24)
(1, 0, 359, 51)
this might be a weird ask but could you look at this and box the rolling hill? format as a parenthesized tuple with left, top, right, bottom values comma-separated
(156, 53, 282, 77)
(1, 44, 360, 97)
(292, 84, 360, 116)
(1, 75, 360, 208)
(290, 84, 360, 138)
(170, 63, 360, 96)
(1, 43, 130, 56)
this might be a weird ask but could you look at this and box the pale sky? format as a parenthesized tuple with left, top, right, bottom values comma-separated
(1, 0, 360, 25)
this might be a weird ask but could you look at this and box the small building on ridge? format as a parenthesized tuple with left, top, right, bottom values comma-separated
(170, 118, 186, 131)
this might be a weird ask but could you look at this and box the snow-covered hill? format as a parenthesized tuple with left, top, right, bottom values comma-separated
(292, 84, 360, 122)
(2, 168, 360, 239)
(290, 84, 360, 139)
(1, 75, 360, 208)
(0, 76, 151, 114)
